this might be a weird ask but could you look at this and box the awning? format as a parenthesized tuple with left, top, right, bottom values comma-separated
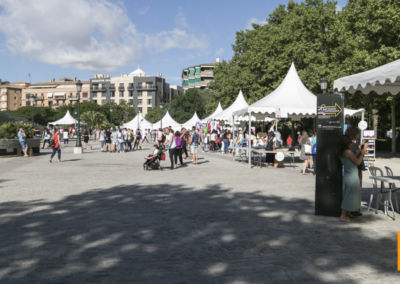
(333, 59, 400, 95)
(47, 93, 53, 98)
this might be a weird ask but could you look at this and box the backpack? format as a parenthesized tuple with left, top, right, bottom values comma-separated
(175, 136, 182, 149)
(49, 139, 56, 148)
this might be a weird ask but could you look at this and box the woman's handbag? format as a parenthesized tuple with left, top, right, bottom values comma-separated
(304, 144, 312, 155)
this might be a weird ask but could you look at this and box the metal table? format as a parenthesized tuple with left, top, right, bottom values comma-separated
(368, 175, 400, 219)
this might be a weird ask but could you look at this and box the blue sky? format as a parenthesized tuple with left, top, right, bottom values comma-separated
(0, 0, 348, 86)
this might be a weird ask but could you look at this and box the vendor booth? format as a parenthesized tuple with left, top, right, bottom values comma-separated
(334, 58, 400, 154)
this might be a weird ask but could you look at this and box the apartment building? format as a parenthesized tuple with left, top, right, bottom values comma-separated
(181, 60, 219, 90)
(20, 78, 90, 108)
(0, 82, 27, 111)
(89, 68, 178, 116)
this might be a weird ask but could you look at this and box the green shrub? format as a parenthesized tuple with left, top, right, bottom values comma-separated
(0, 122, 33, 139)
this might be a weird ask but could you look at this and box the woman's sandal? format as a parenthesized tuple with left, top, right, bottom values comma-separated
(339, 216, 351, 222)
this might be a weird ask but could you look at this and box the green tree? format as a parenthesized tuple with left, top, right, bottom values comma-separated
(168, 89, 208, 123)
(145, 105, 168, 123)
(100, 102, 136, 125)
(81, 111, 107, 129)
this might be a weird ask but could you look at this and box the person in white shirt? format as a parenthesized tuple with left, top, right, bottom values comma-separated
(63, 129, 69, 144)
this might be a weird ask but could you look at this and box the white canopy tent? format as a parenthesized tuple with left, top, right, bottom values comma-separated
(234, 63, 317, 167)
(49, 110, 78, 125)
(213, 90, 249, 124)
(334, 58, 400, 154)
(122, 112, 153, 131)
(202, 102, 223, 123)
(182, 112, 200, 129)
(152, 111, 181, 130)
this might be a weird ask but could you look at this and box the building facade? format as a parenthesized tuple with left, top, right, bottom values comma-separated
(20, 78, 90, 108)
(89, 68, 178, 116)
(0, 82, 27, 111)
(181, 60, 219, 90)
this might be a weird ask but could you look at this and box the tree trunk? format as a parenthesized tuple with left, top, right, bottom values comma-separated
(372, 109, 378, 139)
(391, 98, 396, 155)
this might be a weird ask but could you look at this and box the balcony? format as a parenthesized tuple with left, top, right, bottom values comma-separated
(127, 84, 134, 91)
(201, 71, 214, 77)
(136, 86, 156, 91)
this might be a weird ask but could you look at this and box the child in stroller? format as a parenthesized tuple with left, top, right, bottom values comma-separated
(143, 144, 163, 170)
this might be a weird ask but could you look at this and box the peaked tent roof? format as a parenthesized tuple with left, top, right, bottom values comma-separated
(152, 111, 181, 130)
(49, 110, 78, 125)
(182, 112, 201, 129)
(344, 108, 365, 117)
(333, 59, 400, 95)
(234, 63, 316, 118)
(202, 102, 223, 123)
(213, 90, 249, 122)
(129, 67, 147, 77)
(122, 112, 153, 130)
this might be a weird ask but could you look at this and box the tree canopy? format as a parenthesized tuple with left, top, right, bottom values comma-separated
(209, 0, 400, 135)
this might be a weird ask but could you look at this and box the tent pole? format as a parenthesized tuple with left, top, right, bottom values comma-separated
(392, 97, 396, 155)
(248, 111, 252, 168)
(361, 111, 365, 143)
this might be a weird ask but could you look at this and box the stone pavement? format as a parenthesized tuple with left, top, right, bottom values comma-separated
(0, 142, 399, 283)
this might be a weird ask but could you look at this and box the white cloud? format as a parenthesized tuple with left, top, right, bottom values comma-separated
(174, 9, 188, 28)
(246, 17, 267, 30)
(0, 0, 208, 72)
(145, 29, 208, 52)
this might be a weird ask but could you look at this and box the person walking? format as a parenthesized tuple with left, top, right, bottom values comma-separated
(42, 129, 51, 149)
(63, 129, 69, 144)
(165, 128, 176, 169)
(339, 135, 368, 222)
(300, 131, 312, 175)
(49, 129, 61, 163)
(174, 130, 183, 166)
(190, 127, 200, 165)
(99, 129, 105, 151)
(17, 128, 28, 157)
(104, 128, 112, 152)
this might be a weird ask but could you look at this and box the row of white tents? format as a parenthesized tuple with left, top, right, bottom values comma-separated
(50, 59, 399, 156)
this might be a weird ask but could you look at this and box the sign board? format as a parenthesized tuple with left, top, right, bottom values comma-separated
(275, 152, 284, 162)
(315, 93, 344, 217)
(358, 120, 368, 130)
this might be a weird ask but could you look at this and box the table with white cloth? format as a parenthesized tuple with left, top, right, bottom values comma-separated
(251, 149, 276, 167)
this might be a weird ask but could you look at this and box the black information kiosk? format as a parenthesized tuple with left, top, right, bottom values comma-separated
(315, 93, 344, 217)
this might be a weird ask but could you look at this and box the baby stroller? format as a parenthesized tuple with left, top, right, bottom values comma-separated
(143, 149, 163, 170)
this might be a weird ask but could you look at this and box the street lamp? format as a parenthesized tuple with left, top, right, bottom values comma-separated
(29, 94, 36, 125)
(320, 78, 328, 94)
(74, 80, 83, 153)
(159, 104, 163, 129)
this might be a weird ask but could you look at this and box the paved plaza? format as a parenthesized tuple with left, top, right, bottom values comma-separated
(0, 142, 399, 283)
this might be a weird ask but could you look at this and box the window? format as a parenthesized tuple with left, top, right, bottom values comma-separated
(111, 91, 115, 97)
(139, 107, 142, 113)
(48, 101, 52, 106)
(82, 92, 88, 98)
(147, 99, 152, 105)
(102, 92, 107, 97)
(189, 69, 195, 75)
(184, 80, 189, 86)
(119, 91, 124, 97)
(195, 77, 201, 83)
(195, 67, 201, 74)
(128, 99, 133, 104)
(189, 79, 195, 84)
(147, 107, 152, 111)
(138, 99, 142, 105)
(129, 91, 133, 97)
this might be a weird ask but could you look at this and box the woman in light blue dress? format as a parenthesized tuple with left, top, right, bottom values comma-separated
(339, 135, 368, 222)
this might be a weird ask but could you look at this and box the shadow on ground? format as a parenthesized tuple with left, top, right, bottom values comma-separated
(0, 184, 397, 283)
